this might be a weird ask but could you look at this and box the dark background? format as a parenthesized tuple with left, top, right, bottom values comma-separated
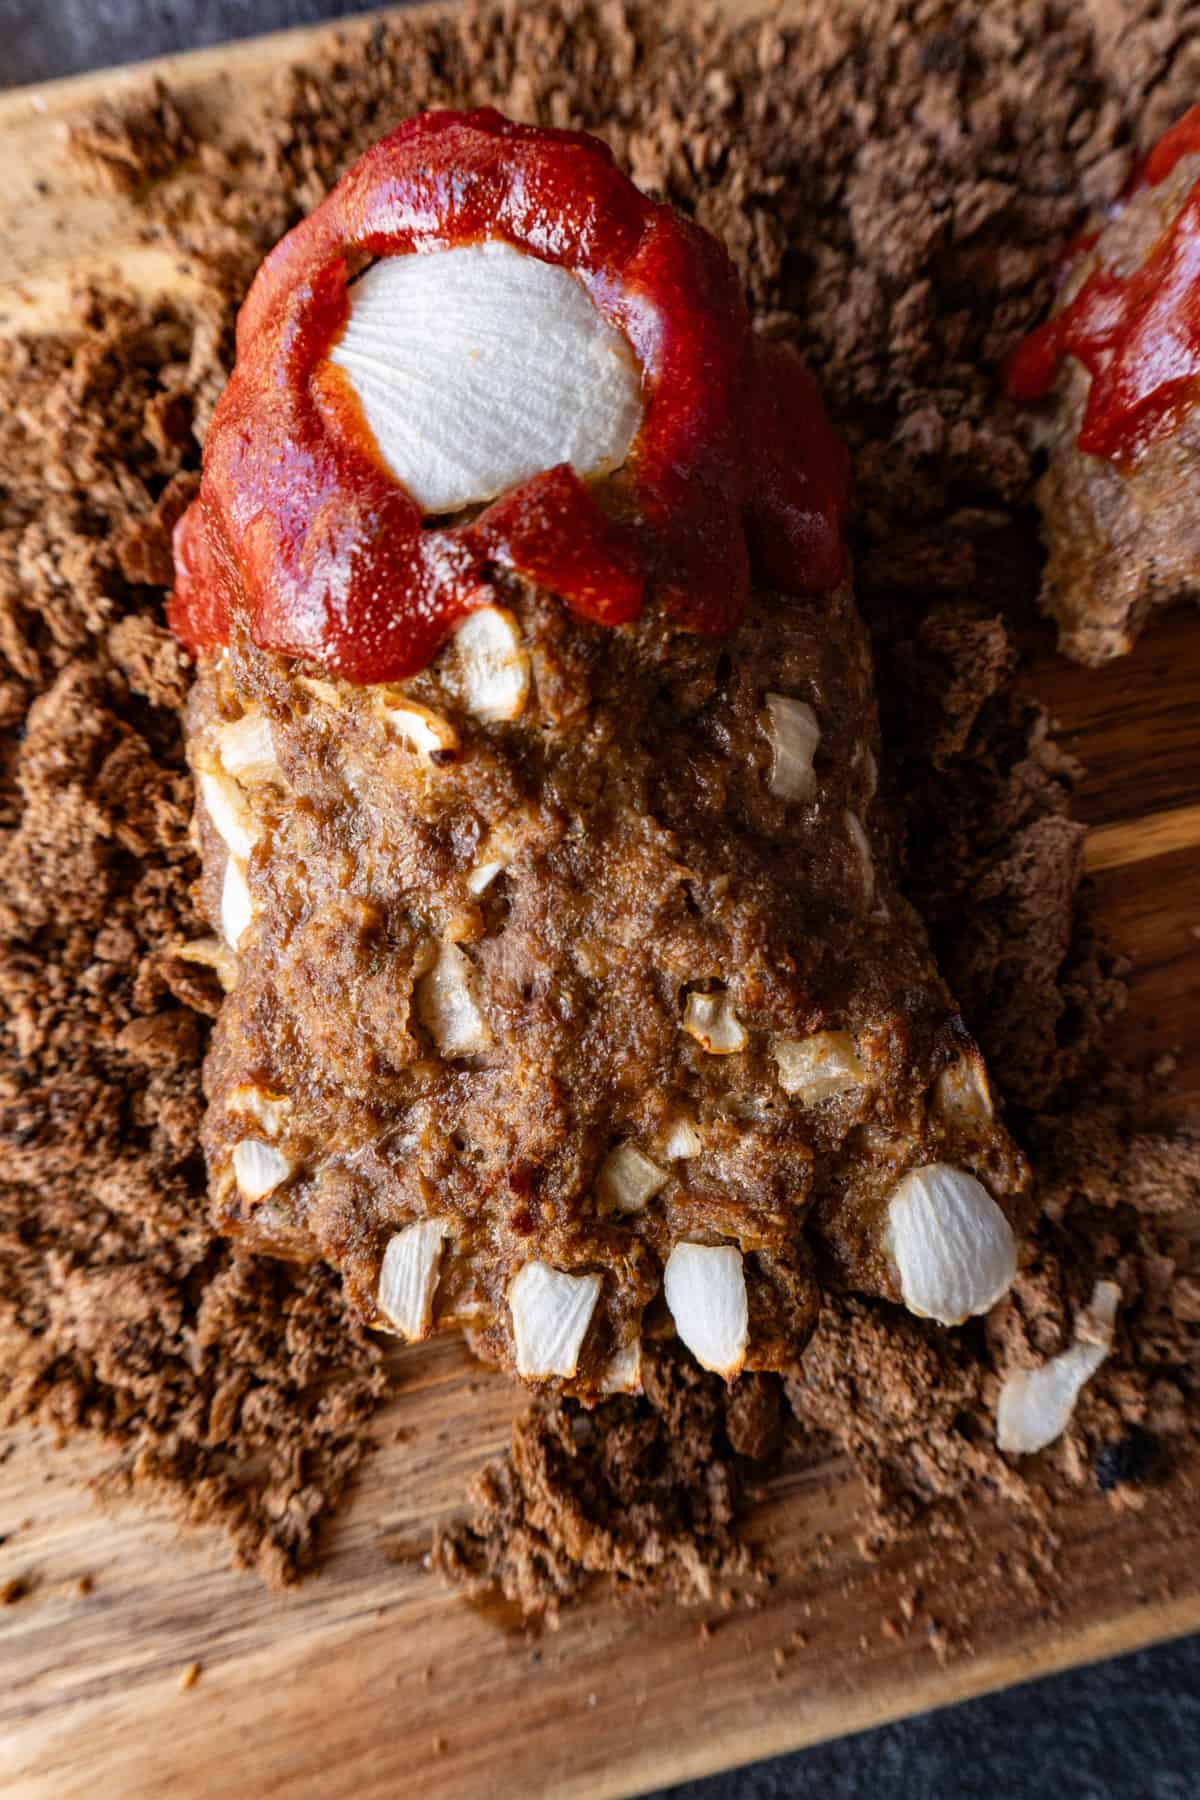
(2, 5, 1197, 1796)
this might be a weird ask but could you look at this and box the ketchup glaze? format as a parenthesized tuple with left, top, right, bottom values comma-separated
(170, 109, 849, 685)
(1006, 103, 1200, 466)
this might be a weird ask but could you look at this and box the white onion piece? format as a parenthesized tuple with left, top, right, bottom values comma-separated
(466, 820, 519, 894)
(764, 694, 820, 801)
(328, 242, 642, 515)
(300, 675, 341, 707)
(845, 809, 875, 907)
(220, 856, 254, 951)
(175, 935, 238, 992)
(599, 1338, 643, 1395)
(216, 711, 278, 783)
(596, 1143, 668, 1214)
(935, 1055, 994, 1123)
(682, 991, 748, 1055)
(416, 942, 491, 1057)
(772, 1030, 864, 1103)
(662, 1116, 703, 1160)
(229, 1085, 289, 1136)
(663, 1243, 749, 1378)
(884, 1164, 1017, 1325)
(382, 701, 459, 759)
(996, 1281, 1120, 1454)
(232, 1138, 292, 1201)
(377, 1220, 449, 1340)
(854, 743, 878, 800)
(510, 1261, 601, 1379)
(456, 607, 530, 723)
(466, 859, 506, 895)
(198, 767, 258, 861)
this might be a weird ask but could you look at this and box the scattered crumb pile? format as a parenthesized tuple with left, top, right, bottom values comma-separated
(434, 1346, 781, 1619)
(1, 0, 1197, 1604)
(67, 76, 194, 196)
(0, 293, 386, 1583)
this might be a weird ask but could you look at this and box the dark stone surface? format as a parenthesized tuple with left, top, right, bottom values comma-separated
(3, 4, 1197, 1795)
(0, 0, 371, 85)
(652, 1635, 1200, 1799)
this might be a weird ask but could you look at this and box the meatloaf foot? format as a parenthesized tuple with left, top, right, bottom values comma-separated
(184, 570, 1028, 1397)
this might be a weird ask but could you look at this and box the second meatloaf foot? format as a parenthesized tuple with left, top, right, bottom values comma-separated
(1013, 140, 1200, 664)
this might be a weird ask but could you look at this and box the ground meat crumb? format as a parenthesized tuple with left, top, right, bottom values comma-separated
(67, 77, 194, 195)
(431, 1346, 775, 1623)
(1, 0, 1198, 1612)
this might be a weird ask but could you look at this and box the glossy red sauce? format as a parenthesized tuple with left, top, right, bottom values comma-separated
(1006, 104, 1200, 464)
(1137, 103, 1200, 190)
(169, 109, 848, 684)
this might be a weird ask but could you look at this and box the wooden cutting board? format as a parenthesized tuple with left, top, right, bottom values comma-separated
(2, 12, 1199, 1797)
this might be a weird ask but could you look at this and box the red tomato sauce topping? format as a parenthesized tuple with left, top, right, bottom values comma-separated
(169, 109, 849, 684)
(1137, 103, 1200, 191)
(1005, 104, 1200, 466)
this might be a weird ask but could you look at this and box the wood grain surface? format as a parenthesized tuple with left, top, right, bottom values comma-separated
(1, 12, 1199, 1798)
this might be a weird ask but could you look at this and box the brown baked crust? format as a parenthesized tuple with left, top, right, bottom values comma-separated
(1029, 152, 1200, 665)
(186, 568, 1028, 1396)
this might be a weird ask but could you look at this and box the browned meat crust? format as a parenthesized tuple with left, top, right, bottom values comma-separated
(1028, 152, 1200, 664)
(186, 569, 1028, 1396)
